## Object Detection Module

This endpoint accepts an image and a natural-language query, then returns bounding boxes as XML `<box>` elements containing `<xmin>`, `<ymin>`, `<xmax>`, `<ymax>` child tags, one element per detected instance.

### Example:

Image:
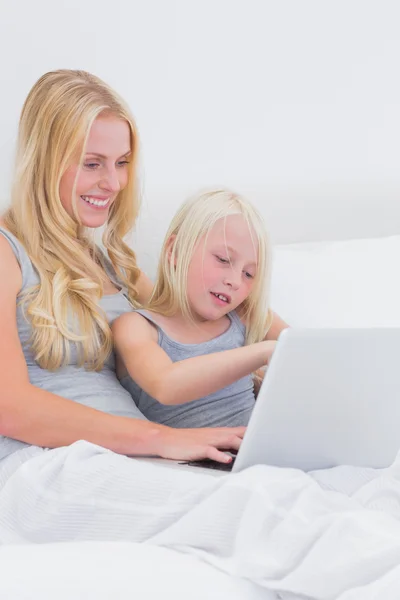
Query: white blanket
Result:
<box><xmin>1</xmin><ymin>440</ymin><xmax>400</xmax><ymax>599</ymax></box>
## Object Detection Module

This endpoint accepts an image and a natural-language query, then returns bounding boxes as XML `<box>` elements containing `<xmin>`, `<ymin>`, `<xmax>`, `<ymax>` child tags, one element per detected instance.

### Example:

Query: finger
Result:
<box><xmin>213</xmin><ymin>435</ymin><xmax>242</xmax><ymax>452</ymax></box>
<box><xmin>205</xmin><ymin>446</ymin><xmax>233</xmax><ymax>464</ymax></box>
<box><xmin>219</xmin><ymin>434</ymin><xmax>242</xmax><ymax>451</ymax></box>
<box><xmin>232</xmin><ymin>426</ymin><xmax>246</xmax><ymax>438</ymax></box>
<box><xmin>214</xmin><ymin>426</ymin><xmax>246</xmax><ymax>439</ymax></box>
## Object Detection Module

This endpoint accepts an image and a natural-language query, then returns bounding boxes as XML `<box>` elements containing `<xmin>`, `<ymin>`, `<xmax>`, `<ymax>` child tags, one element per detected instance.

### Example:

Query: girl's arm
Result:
<box><xmin>236</xmin><ymin>304</ymin><xmax>289</xmax><ymax>341</ymax></box>
<box><xmin>254</xmin><ymin>312</ymin><xmax>289</xmax><ymax>394</ymax></box>
<box><xmin>0</xmin><ymin>235</ymin><xmax>244</xmax><ymax>464</ymax></box>
<box><xmin>265</xmin><ymin>311</ymin><xmax>289</xmax><ymax>340</ymax></box>
<box><xmin>112</xmin><ymin>312</ymin><xmax>276</xmax><ymax>406</ymax></box>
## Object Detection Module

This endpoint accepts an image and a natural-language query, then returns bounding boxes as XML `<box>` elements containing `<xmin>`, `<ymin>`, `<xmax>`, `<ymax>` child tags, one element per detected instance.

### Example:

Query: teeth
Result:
<box><xmin>81</xmin><ymin>196</ymin><xmax>109</xmax><ymax>207</ymax></box>
<box><xmin>213</xmin><ymin>293</ymin><xmax>228</xmax><ymax>302</ymax></box>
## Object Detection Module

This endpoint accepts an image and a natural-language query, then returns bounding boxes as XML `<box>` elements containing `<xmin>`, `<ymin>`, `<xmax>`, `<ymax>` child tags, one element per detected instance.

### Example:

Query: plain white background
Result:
<box><xmin>1</xmin><ymin>0</ymin><xmax>400</xmax><ymax>276</ymax></box>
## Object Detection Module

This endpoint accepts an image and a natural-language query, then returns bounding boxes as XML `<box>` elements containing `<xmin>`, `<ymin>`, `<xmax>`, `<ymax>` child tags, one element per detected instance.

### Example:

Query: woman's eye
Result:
<box><xmin>84</xmin><ymin>163</ymin><xmax>100</xmax><ymax>169</ymax></box>
<box><xmin>117</xmin><ymin>160</ymin><xmax>130</xmax><ymax>167</ymax></box>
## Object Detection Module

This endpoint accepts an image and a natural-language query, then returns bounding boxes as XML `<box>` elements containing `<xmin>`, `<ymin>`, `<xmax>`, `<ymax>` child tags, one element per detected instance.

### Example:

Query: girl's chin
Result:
<box><xmin>191</xmin><ymin>308</ymin><xmax>227</xmax><ymax>323</ymax></box>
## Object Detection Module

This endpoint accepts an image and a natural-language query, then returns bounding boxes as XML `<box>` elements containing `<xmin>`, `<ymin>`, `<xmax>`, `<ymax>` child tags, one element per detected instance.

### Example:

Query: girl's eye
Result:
<box><xmin>215</xmin><ymin>255</ymin><xmax>229</xmax><ymax>264</ymax></box>
<box><xmin>117</xmin><ymin>160</ymin><xmax>130</xmax><ymax>167</ymax></box>
<box><xmin>84</xmin><ymin>163</ymin><xmax>100</xmax><ymax>169</ymax></box>
<box><xmin>244</xmin><ymin>271</ymin><xmax>254</xmax><ymax>279</ymax></box>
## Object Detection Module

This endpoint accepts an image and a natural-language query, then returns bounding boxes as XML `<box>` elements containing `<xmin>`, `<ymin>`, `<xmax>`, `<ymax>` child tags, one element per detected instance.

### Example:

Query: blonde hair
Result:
<box><xmin>4</xmin><ymin>69</ymin><xmax>141</xmax><ymax>371</ymax></box>
<box><xmin>148</xmin><ymin>189</ymin><xmax>272</xmax><ymax>344</ymax></box>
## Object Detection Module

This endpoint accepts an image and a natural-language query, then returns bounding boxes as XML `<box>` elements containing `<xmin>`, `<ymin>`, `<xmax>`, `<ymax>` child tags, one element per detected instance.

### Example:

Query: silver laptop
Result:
<box><xmin>185</xmin><ymin>328</ymin><xmax>400</xmax><ymax>473</ymax></box>
<box><xmin>233</xmin><ymin>327</ymin><xmax>400</xmax><ymax>472</ymax></box>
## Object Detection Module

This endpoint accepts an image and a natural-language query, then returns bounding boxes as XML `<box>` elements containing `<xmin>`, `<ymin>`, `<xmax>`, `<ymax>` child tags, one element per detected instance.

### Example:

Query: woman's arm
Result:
<box><xmin>135</xmin><ymin>270</ymin><xmax>154</xmax><ymax>305</ymax></box>
<box><xmin>0</xmin><ymin>236</ymin><xmax>244</xmax><ymax>463</ymax></box>
<box><xmin>0</xmin><ymin>236</ymin><xmax>161</xmax><ymax>454</ymax></box>
<box><xmin>112</xmin><ymin>312</ymin><xmax>276</xmax><ymax>406</ymax></box>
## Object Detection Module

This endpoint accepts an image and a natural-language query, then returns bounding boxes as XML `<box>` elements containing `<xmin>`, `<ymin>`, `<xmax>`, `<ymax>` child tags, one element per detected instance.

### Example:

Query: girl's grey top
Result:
<box><xmin>120</xmin><ymin>309</ymin><xmax>255</xmax><ymax>428</ymax></box>
<box><xmin>0</xmin><ymin>227</ymin><xmax>146</xmax><ymax>462</ymax></box>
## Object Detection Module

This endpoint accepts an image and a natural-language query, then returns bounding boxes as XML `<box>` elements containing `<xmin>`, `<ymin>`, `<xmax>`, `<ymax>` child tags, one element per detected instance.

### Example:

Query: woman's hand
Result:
<box><xmin>156</xmin><ymin>426</ymin><xmax>246</xmax><ymax>463</ymax></box>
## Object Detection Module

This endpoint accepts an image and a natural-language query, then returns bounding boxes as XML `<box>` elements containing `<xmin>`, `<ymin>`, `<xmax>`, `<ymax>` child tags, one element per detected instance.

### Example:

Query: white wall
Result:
<box><xmin>1</xmin><ymin>0</ymin><xmax>400</xmax><ymax>276</ymax></box>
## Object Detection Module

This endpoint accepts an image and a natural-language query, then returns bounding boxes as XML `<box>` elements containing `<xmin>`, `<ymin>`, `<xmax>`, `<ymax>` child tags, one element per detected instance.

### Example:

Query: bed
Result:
<box><xmin>2</xmin><ymin>190</ymin><xmax>400</xmax><ymax>600</ymax></box>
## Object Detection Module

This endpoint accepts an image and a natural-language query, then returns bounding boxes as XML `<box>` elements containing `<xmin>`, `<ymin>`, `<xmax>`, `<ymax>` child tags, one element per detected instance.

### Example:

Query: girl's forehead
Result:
<box><xmin>207</xmin><ymin>214</ymin><xmax>256</xmax><ymax>242</ymax></box>
<box><xmin>200</xmin><ymin>214</ymin><xmax>259</xmax><ymax>261</ymax></box>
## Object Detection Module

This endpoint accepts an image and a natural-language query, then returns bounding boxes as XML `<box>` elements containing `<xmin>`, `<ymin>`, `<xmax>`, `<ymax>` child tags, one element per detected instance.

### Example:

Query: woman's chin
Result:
<box><xmin>80</xmin><ymin>215</ymin><xmax>109</xmax><ymax>229</ymax></box>
<box><xmin>78</xmin><ymin>206</ymin><xmax>111</xmax><ymax>228</ymax></box>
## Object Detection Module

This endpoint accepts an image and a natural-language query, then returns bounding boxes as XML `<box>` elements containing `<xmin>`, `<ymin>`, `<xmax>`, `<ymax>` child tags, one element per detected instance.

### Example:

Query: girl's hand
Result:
<box><xmin>263</xmin><ymin>340</ymin><xmax>277</xmax><ymax>365</ymax></box>
<box><xmin>156</xmin><ymin>426</ymin><xmax>246</xmax><ymax>464</ymax></box>
<box><xmin>253</xmin><ymin>368</ymin><xmax>265</xmax><ymax>398</ymax></box>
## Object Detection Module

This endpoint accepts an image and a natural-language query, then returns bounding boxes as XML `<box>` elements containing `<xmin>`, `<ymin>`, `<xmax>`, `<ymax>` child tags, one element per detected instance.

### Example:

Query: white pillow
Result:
<box><xmin>271</xmin><ymin>235</ymin><xmax>400</xmax><ymax>329</ymax></box>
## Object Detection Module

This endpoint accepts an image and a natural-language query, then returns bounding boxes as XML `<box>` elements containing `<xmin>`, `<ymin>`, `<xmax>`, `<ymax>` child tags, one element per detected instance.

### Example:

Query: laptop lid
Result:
<box><xmin>233</xmin><ymin>328</ymin><xmax>400</xmax><ymax>472</ymax></box>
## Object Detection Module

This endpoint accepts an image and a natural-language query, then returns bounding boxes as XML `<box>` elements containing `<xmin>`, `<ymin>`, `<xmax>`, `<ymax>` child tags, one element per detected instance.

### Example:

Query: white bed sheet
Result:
<box><xmin>0</xmin><ymin>541</ymin><xmax>270</xmax><ymax>600</ymax></box>
<box><xmin>2</xmin><ymin>441</ymin><xmax>400</xmax><ymax>599</ymax></box>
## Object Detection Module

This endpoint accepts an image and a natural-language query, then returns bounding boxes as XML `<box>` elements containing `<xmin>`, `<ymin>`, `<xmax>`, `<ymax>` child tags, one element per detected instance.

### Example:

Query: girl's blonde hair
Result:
<box><xmin>148</xmin><ymin>189</ymin><xmax>272</xmax><ymax>344</ymax></box>
<box><xmin>4</xmin><ymin>69</ymin><xmax>141</xmax><ymax>371</ymax></box>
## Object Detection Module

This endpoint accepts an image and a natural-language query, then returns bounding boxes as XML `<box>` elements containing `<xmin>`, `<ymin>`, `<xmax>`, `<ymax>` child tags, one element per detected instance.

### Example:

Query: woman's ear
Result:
<box><xmin>166</xmin><ymin>234</ymin><xmax>177</xmax><ymax>265</ymax></box>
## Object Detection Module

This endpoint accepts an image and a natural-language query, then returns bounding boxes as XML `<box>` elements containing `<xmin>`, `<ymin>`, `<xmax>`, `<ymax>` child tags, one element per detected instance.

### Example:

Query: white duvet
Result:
<box><xmin>1</xmin><ymin>440</ymin><xmax>400</xmax><ymax>599</ymax></box>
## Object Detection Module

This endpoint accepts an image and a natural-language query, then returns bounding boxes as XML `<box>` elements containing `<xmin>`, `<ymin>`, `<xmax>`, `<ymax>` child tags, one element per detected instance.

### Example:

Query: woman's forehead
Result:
<box><xmin>85</xmin><ymin>116</ymin><xmax>131</xmax><ymax>157</ymax></box>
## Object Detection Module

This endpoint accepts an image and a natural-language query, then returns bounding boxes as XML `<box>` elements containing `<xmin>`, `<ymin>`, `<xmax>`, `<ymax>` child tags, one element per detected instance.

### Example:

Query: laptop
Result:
<box><xmin>183</xmin><ymin>328</ymin><xmax>400</xmax><ymax>473</ymax></box>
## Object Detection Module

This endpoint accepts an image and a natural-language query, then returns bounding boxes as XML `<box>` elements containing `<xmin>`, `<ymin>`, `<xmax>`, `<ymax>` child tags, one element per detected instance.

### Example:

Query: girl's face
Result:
<box><xmin>59</xmin><ymin>115</ymin><xmax>131</xmax><ymax>228</ymax></box>
<box><xmin>186</xmin><ymin>214</ymin><xmax>258</xmax><ymax>322</ymax></box>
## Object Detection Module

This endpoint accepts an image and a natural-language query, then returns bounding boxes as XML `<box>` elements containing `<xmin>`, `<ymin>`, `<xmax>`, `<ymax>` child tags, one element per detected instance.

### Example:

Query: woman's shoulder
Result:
<box><xmin>0</xmin><ymin>221</ymin><xmax>39</xmax><ymax>290</ymax></box>
<box><xmin>0</xmin><ymin>221</ymin><xmax>22</xmax><ymax>266</ymax></box>
<box><xmin>0</xmin><ymin>222</ymin><xmax>24</xmax><ymax>300</ymax></box>
<box><xmin>0</xmin><ymin>220</ymin><xmax>25</xmax><ymax>255</ymax></box>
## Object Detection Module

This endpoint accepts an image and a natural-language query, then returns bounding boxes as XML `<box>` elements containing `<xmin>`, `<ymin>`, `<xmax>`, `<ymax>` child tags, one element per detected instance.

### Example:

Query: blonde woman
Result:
<box><xmin>0</xmin><ymin>70</ymin><xmax>248</xmax><ymax>471</ymax></box>
<box><xmin>0</xmin><ymin>70</ymin><xmax>288</xmax><ymax>544</ymax></box>
<box><xmin>114</xmin><ymin>189</ymin><xmax>278</xmax><ymax>433</ymax></box>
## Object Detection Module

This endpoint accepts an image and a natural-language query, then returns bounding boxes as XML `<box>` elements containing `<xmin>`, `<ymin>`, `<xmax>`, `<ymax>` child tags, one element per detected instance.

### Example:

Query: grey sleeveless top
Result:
<box><xmin>120</xmin><ymin>309</ymin><xmax>255</xmax><ymax>428</ymax></box>
<box><xmin>0</xmin><ymin>227</ymin><xmax>146</xmax><ymax>462</ymax></box>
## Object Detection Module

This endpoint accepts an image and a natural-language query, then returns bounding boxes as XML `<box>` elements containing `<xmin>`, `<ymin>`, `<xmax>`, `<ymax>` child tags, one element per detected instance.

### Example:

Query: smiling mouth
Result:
<box><xmin>81</xmin><ymin>196</ymin><xmax>111</xmax><ymax>208</ymax></box>
<box><xmin>211</xmin><ymin>292</ymin><xmax>231</xmax><ymax>304</ymax></box>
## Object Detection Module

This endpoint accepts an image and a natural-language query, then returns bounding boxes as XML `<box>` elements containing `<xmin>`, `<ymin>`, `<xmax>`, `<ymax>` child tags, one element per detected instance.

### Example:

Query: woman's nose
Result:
<box><xmin>99</xmin><ymin>168</ymin><xmax>121</xmax><ymax>194</ymax></box>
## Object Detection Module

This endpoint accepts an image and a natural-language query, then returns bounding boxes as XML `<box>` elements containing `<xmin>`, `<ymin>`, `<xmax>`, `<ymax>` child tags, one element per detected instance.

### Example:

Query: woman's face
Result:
<box><xmin>59</xmin><ymin>115</ymin><xmax>131</xmax><ymax>228</ymax></box>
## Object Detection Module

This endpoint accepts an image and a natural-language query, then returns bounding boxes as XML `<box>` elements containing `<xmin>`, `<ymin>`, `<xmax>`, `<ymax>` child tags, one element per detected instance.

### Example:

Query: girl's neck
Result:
<box><xmin>148</xmin><ymin>309</ymin><xmax>231</xmax><ymax>345</ymax></box>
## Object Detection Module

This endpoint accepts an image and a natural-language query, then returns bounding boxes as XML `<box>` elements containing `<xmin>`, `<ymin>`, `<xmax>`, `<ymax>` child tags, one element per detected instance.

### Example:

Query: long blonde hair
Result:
<box><xmin>4</xmin><ymin>69</ymin><xmax>141</xmax><ymax>371</ymax></box>
<box><xmin>148</xmin><ymin>189</ymin><xmax>272</xmax><ymax>344</ymax></box>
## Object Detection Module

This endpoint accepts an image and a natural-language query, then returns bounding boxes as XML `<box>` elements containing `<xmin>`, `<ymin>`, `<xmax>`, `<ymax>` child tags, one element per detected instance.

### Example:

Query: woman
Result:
<box><xmin>0</xmin><ymin>69</ymin><xmax>254</xmax><ymax>468</ymax></box>
<box><xmin>0</xmin><ymin>70</ymin><xmax>288</xmax><ymax>545</ymax></box>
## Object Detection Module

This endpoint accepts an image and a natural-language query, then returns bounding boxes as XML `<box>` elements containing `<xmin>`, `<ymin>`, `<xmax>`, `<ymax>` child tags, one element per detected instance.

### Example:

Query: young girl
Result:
<box><xmin>113</xmin><ymin>189</ymin><xmax>276</xmax><ymax>428</ymax></box>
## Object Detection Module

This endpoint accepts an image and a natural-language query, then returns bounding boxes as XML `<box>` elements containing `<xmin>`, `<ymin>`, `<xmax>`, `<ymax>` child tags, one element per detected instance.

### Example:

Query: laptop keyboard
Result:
<box><xmin>179</xmin><ymin>456</ymin><xmax>236</xmax><ymax>472</ymax></box>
